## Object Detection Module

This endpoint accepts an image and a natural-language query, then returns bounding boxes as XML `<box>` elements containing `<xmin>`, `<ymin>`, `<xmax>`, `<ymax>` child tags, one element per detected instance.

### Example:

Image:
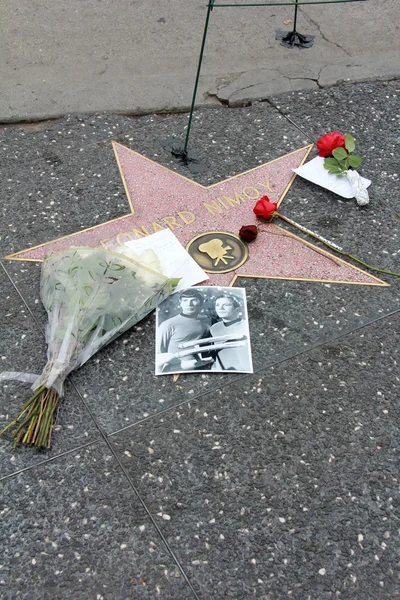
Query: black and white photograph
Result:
<box><xmin>155</xmin><ymin>286</ymin><xmax>253</xmax><ymax>375</ymax></box>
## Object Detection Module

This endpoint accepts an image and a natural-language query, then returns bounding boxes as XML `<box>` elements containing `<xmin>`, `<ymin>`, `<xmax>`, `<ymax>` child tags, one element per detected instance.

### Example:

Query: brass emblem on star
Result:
<box><xmin>186</xmin><ymin>232</ymin><xmax>249</xmax><ymax>274</ymax></box>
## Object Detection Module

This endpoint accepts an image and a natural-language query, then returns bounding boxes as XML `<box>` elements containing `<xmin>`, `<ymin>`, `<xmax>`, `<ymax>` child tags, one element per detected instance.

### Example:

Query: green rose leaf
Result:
<box><xmin>348</xmin><ymin>154</ymin><xmax>362</xmax><ymax>168</ymax></box>
<box><xmin>332</xmin><ymin>147</ymin><xmax>348</xmax><ymax>161</ymax></box>
<box><xmin>324</xmin><ymin>157</ymin><xmax>338</xmax><ymax>168</ymax></box>
<box><xmin>327</xmin><ymin>166</ymin><xmax>343</xmax><ymax>174</ymax></box>
<box><xmin>345</xmin><ymin>133</ymin><xmax>355</xmax><ymax>153</ymax></box>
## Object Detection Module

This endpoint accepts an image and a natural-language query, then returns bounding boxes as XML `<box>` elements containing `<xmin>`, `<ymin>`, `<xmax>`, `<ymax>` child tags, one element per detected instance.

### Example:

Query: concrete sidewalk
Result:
<box><xmin>1</xmin><ymin>0</ymin><xmax>399</xmax><ymax>122</ymax></box>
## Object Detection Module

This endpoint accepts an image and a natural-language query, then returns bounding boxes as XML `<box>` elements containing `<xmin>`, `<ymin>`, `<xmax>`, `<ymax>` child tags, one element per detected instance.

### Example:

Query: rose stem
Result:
<box><xmin>277</xmin><ymin>213</ymin><xmax>400</xmax><ymax>278</ymax></box>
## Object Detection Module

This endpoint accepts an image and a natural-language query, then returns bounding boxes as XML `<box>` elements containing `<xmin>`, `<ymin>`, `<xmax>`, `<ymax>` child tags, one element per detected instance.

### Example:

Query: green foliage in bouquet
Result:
<box><xmin>323</xmin><ymin>133</ymin><xmax>362</xmax><ymax>175</ymax></box>
<box><xmin>1</xmin><ymin>246</ymin><xmax>179</xmax><ymax>448</ymax></box>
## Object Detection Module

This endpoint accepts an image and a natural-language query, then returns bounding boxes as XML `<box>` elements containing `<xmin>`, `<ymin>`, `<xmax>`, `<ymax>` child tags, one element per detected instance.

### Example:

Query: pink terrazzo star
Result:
<box><xmin>5</xmin><ymin>142</ymin><xmax>386</xmax><ymax>287</ymax></box>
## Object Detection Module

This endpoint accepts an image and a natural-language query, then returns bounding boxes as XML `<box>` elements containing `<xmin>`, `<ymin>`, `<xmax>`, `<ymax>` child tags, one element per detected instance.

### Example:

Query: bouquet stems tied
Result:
<box><xmin>1</xmin><ymin>386</ymin><xmax>60</xmax><ymax>448</ymax></box>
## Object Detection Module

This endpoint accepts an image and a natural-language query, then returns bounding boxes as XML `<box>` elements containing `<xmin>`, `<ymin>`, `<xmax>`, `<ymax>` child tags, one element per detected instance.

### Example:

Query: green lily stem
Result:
<box><xmin>38</xmin><ymin>395</ymin><xmax>53</xmax><ymax>448</ymax></box>
<box><xmin>21</xmin><ymin>384</ymin><xmax>46</xmax><ymax>411</ymax></box>
<box><xmin>275</xmin><ymin>213</ymin><xmax>400</xmax><ymax>279</ymax></box>
<box><xmin>0</xmin><ymin>405</ymin><xmax>32</xmax><ymax>435</ymax></box>
<box><xmin>30</xmin><ymin>391</ymin><xmax>47</xmax><ymax>445</ymax></box>
<box><xmin>10</xmin><ymin>401</ymin><xmax>39</xmax><ymax>439</ymax></box>
<box><xmin>1</xmin><ymin>384</ymin><xmax>60</xmax><ymax>448</ymax></box>
<box><xmin>23</xmin><ymin>414</ymin><xmax>38</xmax><ymax>445</ymax></box>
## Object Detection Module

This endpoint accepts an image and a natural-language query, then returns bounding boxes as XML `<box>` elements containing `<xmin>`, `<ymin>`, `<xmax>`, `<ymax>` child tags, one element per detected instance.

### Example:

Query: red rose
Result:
<box><xmin>239</xmin><ymin>225</ymin><xmax>258</xmax><ymax>242</ymax></box>
<box><xmin>316</xmin><ymin>132</ymin><xmax>346</xmax><ymax>157</ymax></box>
<box><xmin>253</xmin><ymin>196</ymin><xmax>278</xmax><ymax>221</ymax></box>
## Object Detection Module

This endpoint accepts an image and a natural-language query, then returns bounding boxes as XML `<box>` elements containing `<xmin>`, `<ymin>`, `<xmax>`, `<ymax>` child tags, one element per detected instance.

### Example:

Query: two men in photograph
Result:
<box><xmin>156</xmin><ymin>287</ymin><xmax>253</xmax><ymax>375</ymax></box>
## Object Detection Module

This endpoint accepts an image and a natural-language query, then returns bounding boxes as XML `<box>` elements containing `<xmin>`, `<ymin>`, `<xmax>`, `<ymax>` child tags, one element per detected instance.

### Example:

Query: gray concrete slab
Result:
<box><xmin>1</xmin><ymin>443</ymin><xmax>197</xmax><ymax>599</ymax></box>
<box><xmin>1</xmin><ymin>0</ymin><xmax>399</xmax><ymax>122</ymax></box>
<box><xmin>111</xmin><ymin>313</ymin><xmax>400</xmax><ymax>599</ymax></box>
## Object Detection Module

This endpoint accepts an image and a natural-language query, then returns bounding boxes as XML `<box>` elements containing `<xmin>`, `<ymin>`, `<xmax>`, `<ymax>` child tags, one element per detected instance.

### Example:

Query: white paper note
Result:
<box><xmin>294</xmin><ymin>156</ymin><xmax>371</xmax><ymax>199</ymax></box>
<box><xmin>125</xmin><ymin>229</ymin><xmax>209</xmax><ymax>291</ymax></box>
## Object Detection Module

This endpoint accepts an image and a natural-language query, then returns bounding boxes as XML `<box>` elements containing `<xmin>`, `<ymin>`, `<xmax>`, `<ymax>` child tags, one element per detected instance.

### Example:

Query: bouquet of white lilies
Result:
<box><xmin>1</xmin><ymin>245</ymin><xmax>179</xmax><ymax>448</ymax></box>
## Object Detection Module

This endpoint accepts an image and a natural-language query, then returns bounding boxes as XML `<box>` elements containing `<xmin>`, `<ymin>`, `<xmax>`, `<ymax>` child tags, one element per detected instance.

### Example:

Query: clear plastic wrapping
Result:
<box><xmin>2</xmin><ymin>244</ymin><xmax>178</xmax><ymax>398</ymax></box>
<box><xmin>32</xmin><ymin>246</ymin><xmax>178</xmax><ymax>395</ymax></box>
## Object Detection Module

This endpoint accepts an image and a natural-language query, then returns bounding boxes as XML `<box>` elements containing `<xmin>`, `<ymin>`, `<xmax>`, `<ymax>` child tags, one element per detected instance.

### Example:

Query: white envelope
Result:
<box><xmin>293</xmin><ymin>156</ymin><xmax>371</xmax><ymax>199</ymax></box>
<box><xmin>125</xmin><ymin>229</ymin><xmax>209</xmax><ymax>291</ymax></box>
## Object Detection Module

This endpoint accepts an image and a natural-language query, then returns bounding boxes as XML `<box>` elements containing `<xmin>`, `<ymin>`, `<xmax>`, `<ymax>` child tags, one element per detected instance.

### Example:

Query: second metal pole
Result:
<box><xmin>183</xmin><ymin>0</ymin><xmax>215</xmax><ymax>156</ymax></box>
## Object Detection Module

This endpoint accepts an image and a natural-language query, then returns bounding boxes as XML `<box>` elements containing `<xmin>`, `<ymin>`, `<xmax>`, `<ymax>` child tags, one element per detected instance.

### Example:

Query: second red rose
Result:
<box><xmin>239</xmin><ymin>225</ymin><xmax>258</xmax><ymax>242</ymax></box>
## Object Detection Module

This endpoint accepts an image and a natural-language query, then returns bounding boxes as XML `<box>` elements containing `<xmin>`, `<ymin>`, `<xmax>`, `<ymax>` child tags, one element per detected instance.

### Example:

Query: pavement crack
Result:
<box><xmin>316</xmin><ymin>65</ymin><xmax>325</xmax><ymax>88</ymax></box>
<box><xmin>300</xmin><ymin>8</ymin><xmax>352</xmax><ymax>57</ymax></box>
<box><xmin>236</xmin><ymin>81</ymin><xmax>273</xmax><ymax>94</ymax></box>
<box><xmin>202</xmin><ymin>90</ymin><xmax>225</xmax><ymax>106</ymax></box>
<box><xmin>281</xmin><ymin>74</ymin><xmax>317</xmax><ymax>83</ymax></box>
<box><xmin>277</xmin><ymin>67</ymin><xmax>323</xmax><ymax>89</ymax></box>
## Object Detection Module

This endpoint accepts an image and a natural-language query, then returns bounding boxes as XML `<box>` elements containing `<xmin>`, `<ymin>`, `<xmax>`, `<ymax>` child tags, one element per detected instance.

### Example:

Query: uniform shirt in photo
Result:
<box><xmin>158</xmin><ymin>313</ymin><xmax>210</xmax><ymax>354</ymax></box>
<box><xmin>210</xmin><ymin>318</ymin><xmax>251</xmax><ymax>371</ymax></box>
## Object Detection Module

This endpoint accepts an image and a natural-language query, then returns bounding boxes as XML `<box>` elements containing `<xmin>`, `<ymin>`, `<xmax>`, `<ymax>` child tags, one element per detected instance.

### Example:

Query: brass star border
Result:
<box><xmin>4</xmin><ymin>142</ymin><xmax>387</xmax><ymax>288</ymax></box>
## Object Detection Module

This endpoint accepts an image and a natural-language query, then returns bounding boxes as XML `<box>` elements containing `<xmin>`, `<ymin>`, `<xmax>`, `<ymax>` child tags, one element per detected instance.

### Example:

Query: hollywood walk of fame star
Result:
<box><xmin>4</xmin><ymin>142</ymin><xmax>387</xmax><ymax>287</ymax></box>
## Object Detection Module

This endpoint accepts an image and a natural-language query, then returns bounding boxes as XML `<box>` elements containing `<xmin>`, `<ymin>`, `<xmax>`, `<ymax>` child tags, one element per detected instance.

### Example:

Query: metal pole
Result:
<box><xmin>293</xmin><ymin>0</ymin><xmax>299</xmax><ymax>32</ymax></box>
<box><xmin>183</xmin><ymin>0</ymin><xmax>215</xmax><ymax>157</ymax></box>
<box><xmin>178</xmin><ymin>0</ymin><xmax>367</xmax><ymax>159</ymax></box>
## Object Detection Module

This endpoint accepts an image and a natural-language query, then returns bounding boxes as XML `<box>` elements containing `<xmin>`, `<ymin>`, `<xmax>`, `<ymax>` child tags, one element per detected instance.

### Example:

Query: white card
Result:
<box><xmin>294</xmin><ymin>156</ymin><xmax>371</xmax><ymax>199</ymax></box>
<box><xmin>125</xmin><ymin>229</ymin><xmax>209</xmax><ymax>291</ymax></box>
